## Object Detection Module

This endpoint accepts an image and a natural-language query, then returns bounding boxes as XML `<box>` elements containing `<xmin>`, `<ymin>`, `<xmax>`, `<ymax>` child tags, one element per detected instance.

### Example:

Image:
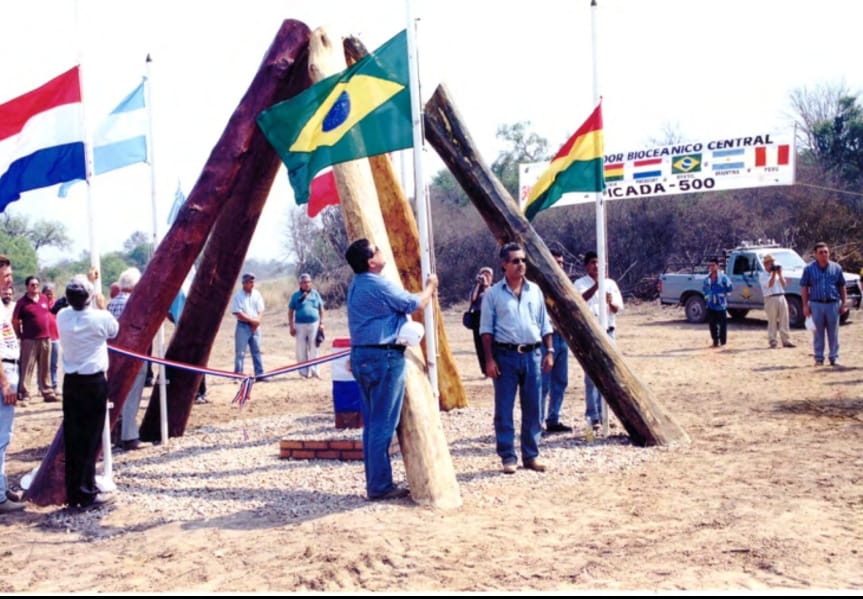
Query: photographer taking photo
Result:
<box><xmin>760</xmin><ymin>254</ymin><xmax>795</xmax><ymax>349</ymax></box>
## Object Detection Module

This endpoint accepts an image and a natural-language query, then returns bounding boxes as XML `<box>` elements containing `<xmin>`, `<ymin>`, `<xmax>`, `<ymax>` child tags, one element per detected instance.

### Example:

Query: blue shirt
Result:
<box><xmin>288</xmin><ymin>288</ymin><xmax>323</xmax><ymax>324</ymax></box>
<box><xmin>800</xmin><ymin>260</ymin><xmax>845</xmax><ymax>301</ymax></box>
<box><xmin>703</xmin><ymin>272</ymin><xmax>732</xmax><ymax>311</ymax></box>
<box><xmin>479</xmin><ymin>278</ymin><xmax>552</xmax><ymax>344</ymax></box>
<box><xmin>346</xmin><ymin>272</ymin><xmax>422</xmax><ymax>345</ymax></box>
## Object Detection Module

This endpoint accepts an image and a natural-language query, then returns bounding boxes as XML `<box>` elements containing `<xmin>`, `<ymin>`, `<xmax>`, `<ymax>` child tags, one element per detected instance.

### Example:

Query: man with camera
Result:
<box><xmin>759</xmin><ymin>254</ymin><xmax>794</xmax><ymax>349</ymax></box>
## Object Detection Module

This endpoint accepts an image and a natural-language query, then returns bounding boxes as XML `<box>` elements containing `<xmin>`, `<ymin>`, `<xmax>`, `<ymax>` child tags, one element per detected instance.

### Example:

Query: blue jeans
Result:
<box><xmin>585</xmin><ymin>329</ymin><xmax>615</xmax><ymax>424</ymax></box>
<box><xmin>0</xmin><ymin>388</ymin><xmax>14</xmax><ymax>500</ymax></box>
<box><xmin>540</xmin><ymin>332</ymin><xmax>568</xmax><ymax>425</ymax></box>
<box><xmin>351</xmin><ymin>346</ymin><xmax>406</xmax><ymax>498</ymax></box>
<box><xmin>809</xmin><ymin>301</ymin><xmax>840</xmax><ymax>362</ymax></box>
<box><xmin>49</xmin><ymin>339</ymin><xmax>59</xmax><ymax>388</ymax></box>
<box><xmin>234</xmin><ymin>322</ymin><xmax>263</xmax><ymax>376</ymax></box>
<box><xmin>492</xmin><ymin>346</ymin><xmax>542</xmax><ymax>465</ymax></box>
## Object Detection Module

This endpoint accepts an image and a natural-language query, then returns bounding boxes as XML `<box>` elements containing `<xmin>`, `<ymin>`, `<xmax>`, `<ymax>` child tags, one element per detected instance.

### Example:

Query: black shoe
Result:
<box><xmin>544</xmin><ymin>422</ymin><xmax>573</xmax><ymax>434</ymax></box>
<box><xmin>369</xmin><ymin>485</ymin><xmax>410</xmax><ymax>501</ymax></box>
<box><xmin>144</xmin><ymin>377</ymin><xmax>154</xmax><ymax>387</ymax></box>
<box><xmin>120</xmin><ymin>439</ymin><xmax>141</xmax><ymax>451</ymax></box>
<box><xmin>5</xmin><ymin>489</ymin><xmax>22</xmax><ymax>502</ymax></box>
<box><xmin>712</xmin><ymin>340</ymin><xmax>719</xmax><ymax>347</ymax></box>
<box><xmin>79</xmin><ymin>493</ymin><xmax>114</xmax><ymax>510</ymax></box>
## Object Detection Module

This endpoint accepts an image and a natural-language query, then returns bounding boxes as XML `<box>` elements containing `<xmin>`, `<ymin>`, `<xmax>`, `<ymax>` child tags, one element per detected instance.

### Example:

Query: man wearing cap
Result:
<box><xmin>344</xmin><ymin>238</ymin><xmax>438</xmax><ymax>501</ymax></box>
<box><xmin>231</xmin><ymin>273</ymin><xmax>265</xmax><ymax>377</ymax></box>
<box><xmin>288</xmin><ymin>274</ymin><xmax>325</xmax><ymax>379</ymax></box>
<box><xmin>0</xmin><ymin>255</ymin><xmax>25</xmax><ymax>512</ymax></box>
<box><xmin>480</xmin><ymin>242</ymin><xmax>554</xmax><ymax>475</ymax></box>
<box><xmin>759</xmin><ymin>254</ymin><xmax>794</xmax><ymax>349</ymax></box>
<box><xmin>57</xmin><ymin>274</ymin><xmax>119</xmax><ymax>509</ymax></box>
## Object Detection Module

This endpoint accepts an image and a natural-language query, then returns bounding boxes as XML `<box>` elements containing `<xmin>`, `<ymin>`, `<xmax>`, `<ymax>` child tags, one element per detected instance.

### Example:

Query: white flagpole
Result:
<box><xmin>405</xmin><ymin>0</ymin><xmax>439</xmax><ymax>396</ymax></box>
<box><xmin>143</xmin><ymin>54</ymin><xmax>170</xmax><ymax>445</ymax></box>
<box><xmin>591</xmin><ymin>0</ymin><xmax>610</xmax><ymax>436</ymax></box>
<box><xmin>73</xmin><ymin>0</ymin><xmax>114</xmax><ymax>491</ymax></box>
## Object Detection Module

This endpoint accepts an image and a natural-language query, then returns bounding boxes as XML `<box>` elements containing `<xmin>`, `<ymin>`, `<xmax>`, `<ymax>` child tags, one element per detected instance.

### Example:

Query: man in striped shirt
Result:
<box><xmin>800</xmin><ymin>242</ymin><xmax>847</xmax><ymax>366</ymax></box>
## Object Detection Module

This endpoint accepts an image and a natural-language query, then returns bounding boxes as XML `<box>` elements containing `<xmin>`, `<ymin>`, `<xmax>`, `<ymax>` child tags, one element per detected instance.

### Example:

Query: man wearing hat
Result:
<box><xmin>759</xmin><ymin>254</ymin><xmax>794</xmax><ymax>349</ymax></box>
<box><xmin>231</xmin><ymin>273</ymin><xmax>265</xmax><ymax>378</ymax></box>
<box><xmin>56</xmin><ymin>274</ymin><xmax>119</xmax><ymax>509</ymax></box>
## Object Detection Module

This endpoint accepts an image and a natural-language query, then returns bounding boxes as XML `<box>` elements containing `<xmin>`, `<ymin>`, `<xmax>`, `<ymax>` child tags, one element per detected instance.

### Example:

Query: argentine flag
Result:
<box><xmin>58</xmin><ymin>80</ymin><xmax>148</xmax><ymax>197</ymax></box>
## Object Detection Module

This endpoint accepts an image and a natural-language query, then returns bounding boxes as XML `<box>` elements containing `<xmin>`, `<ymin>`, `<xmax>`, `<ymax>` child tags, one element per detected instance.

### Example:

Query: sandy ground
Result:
<box><xmin>1</xmin><ymin>300</ymin><xmax>862</xmax><ymax>593</ymax></box>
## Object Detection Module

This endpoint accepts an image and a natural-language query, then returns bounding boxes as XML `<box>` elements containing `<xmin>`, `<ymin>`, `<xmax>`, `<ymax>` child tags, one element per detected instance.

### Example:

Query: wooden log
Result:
<box><xmin>139</xmin><ymin>48</ymin><xmax>313</xmax><ymax>441</ymax></box>
<box><xmin>343</xmin><ymin>36</ymin><xmax>467</xmax><ymax>411</ymax></box>
<box><xmin>24</xmin><ymin>20</ymin><xmax>313</xmax><ymax>506</ymax></box>
<box><xmin>423</xmin><ymin>84</ymin><xmax>690</xmax><ymax>448</ymax></box>
<box><xmin>309</xmin><ymin>27</ymin><xmax>461</xmax><ymax>509</ymax></box>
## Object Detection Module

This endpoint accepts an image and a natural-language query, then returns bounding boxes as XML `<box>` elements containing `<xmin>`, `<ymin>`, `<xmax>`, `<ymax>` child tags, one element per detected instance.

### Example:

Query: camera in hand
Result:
<box><xmin>771</xmin><ymin>264</ymin><xmax>782</xmax><ymax>272</ymax></box>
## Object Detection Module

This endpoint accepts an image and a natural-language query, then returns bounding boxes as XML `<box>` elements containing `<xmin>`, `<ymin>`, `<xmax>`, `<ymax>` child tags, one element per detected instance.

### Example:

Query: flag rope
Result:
<box><xmin>107</xmin><ymin>345</ymin><xmax>351</xmax><ymax>409</ymax></box>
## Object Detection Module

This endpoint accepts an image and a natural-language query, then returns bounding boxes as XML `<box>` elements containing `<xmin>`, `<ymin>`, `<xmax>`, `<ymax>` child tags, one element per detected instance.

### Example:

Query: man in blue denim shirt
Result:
<box><xmin>480</xmin><ymin>242</ymin><xmax>554</xmax><ymax>475</ymax></box>
<box><xmin>702</xmin><ymin>258</ymin><xmax>733</xmax><ymax>347</ymax></box>
<box><xmin>800</xmin><ymin>242</ymin><xmax>847</xmax><ymax>366</ymax></box>
<box><xmin>345</xmin><ymin>239</ymin><xmax>438</xmax><ymax>501</ymax></box>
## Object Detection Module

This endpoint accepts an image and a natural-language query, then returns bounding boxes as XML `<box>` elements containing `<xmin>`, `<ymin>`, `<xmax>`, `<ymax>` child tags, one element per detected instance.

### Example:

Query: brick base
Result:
<box><xmin>279</xmin><ymin>438</ymin><xmax>399</xmax><ymax>461</ymax></box>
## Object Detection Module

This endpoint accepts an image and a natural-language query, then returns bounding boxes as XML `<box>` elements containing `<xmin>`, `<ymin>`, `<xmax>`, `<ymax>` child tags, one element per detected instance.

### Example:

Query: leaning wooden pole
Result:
<box><xmin>310</xmin><ymin>28</ymin><xmax>461</xmax><ymax>508</ymax></box>
<box><xmin>342</xmin><ymin>36</ymin><xmax>466</xmax><ymax>411</ymax></box>
<box><xmin>24</xmin><ymin>20</ymin><xmax>313</xmax><ymax>506</ymax></box>
<box><xmin>424</xmin><ymin>84</ymin><xmax>689</xmax><ymax>447</ymax></box>
<box><xmin>139</xmin><ymin>41</ymin><xmax>314</xmax><ymax>441</ymax></box>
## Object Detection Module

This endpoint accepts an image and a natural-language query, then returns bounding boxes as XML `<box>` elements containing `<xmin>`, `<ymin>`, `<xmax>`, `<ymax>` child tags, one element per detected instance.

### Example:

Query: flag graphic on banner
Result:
<box><xmin>257</xmin><ymin>30</ymin><xmax>412</xmax><ymax>205</ymax></box>
<box><xmin>58</xmin><ymin>80</ymin><xmax>148</xmax><ymax>197</ymax></box>
<box><xmin>711</xmin><ymin>148</ymin><xmax>745</xmax><ymax>171</ymax></box>
<box><xmin>754</xmin><ymin>144</ymin><xmax>790</xmax><ymax>167</ymax></box>
<box><xmin>632</xmin><ymin>158</ymin><xmax>663</xmax><ymax>180</ymax></box>
<box><xmin>523</xmin><ymin>102</ymin><xmax>605</xmax><ymax>221</ymax></box>
<box><xmin>0</xmin><ymin>67</ymin><xmax>85</xmax><ymax>212</ymax></box>
<box><xmin>672</xmin><ymin>153</ymin><xmax>702</xmax><ymax>174</ymax></box>
<box><xmin>603</xmin><ymin>162</ymin><xmax>624</xmax><ymax>182</ymax></box>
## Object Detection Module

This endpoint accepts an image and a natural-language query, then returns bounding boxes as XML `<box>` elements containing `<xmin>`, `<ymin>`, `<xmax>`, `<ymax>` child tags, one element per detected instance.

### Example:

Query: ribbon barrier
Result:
<box><xmin>108</xmin><ymin>344</ymin><xmax>352</xmax><ymax>409</ymax></box>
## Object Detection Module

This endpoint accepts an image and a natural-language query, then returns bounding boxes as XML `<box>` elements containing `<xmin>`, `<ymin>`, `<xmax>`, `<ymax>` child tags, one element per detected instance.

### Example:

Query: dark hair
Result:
<box><xmin>583</xmin><ymin>251</ymin><xmax>598</xmax><ymax>265</ymax></box>
<box><xmin>814</xmin><ymin>241</ymin><xmax>828</xmax><ymax>252</ymax></box>
<box><xmin>25</xmin><ymin>275</ymin><xmax>39</xmax><ymax>286</ymax></box>
<box><xmin>0</xmin><ymin>255</ymin><xmax>9</xmax><ymax>268</ymax></box>
<box><xmin>708</xmin><ymin>257</ymin><xmax>720</xmax><ymax>265</ymax></box>
<box><xmin>345</xmin><ymin>238</ymin><xmax>375</xmax><ymax>274</ymax></box>
<box><xmin>550</xmin><ymin>249</ymin><xmax>564</xmax><ymax>259</ymax></box>
<box><xmin>499</xmin><ymin>242</ymin><xmax>523</xmax><ymax>261</ymax></box>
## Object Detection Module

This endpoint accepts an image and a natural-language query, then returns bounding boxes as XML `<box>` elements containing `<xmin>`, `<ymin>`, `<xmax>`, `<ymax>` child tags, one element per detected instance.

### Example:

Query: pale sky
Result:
<box><xmin>1</xmin><ymin>0</ymin><xmax>860</xmax><ymax>266</ymax></box>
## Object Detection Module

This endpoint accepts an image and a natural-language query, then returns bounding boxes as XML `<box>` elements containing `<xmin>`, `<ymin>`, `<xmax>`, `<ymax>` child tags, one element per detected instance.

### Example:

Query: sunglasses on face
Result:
<box><xmin>509</xmin><ymin>258</ymin><xmax>526</xmax><ymax>265</ymax></box>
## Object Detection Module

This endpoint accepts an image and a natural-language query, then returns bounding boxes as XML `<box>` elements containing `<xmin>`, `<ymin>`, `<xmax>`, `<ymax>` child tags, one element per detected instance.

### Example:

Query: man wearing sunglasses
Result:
<box><xmin>480</xmin><ymin>242</ymin><xmax>554</xmax><ymax>475</ymax></box>
<box><xmin>11</xmin><ymin>276</ymin><xmax>58</xmax><ymax>403</ymax></box>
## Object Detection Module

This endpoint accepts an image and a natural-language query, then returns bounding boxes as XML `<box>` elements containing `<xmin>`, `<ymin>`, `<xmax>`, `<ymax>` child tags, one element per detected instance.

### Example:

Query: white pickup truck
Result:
<box><xmin>658</xmin><ymin>244</ymin><xmax>862</xmax><ymax>327</ymax></box>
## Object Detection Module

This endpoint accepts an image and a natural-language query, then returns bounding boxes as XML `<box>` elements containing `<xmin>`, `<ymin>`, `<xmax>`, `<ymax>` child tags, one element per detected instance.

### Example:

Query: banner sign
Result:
<box><xmin>518</xmin><ymin>132</ymin><xmax>795</xmax><ymax>210</ymax></box>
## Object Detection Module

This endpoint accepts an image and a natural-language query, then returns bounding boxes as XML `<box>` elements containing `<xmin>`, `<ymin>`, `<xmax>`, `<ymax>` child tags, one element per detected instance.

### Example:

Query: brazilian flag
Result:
<box><xmin>257</xmin><ymin>30</ymin><xmax>412</xmax><ymax>205</ymax></box>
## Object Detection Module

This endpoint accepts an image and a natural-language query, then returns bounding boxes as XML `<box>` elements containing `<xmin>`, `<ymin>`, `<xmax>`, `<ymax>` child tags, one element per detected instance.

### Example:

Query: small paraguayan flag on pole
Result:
<box><xmin>58</xmin><ymin>80</ymin><xmax>149</xmax><ymax>197</ymax></box>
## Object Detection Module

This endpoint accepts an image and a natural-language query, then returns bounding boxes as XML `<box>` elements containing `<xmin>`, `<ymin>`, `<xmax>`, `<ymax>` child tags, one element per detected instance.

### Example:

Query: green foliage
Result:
<box><xmin>490</xmin><ymin>121</ymin><xmax>550</xmax><ymax>198</ymax></box>
<box><xmin>0</xmin><ymin>230</ymin><xmax>39</xmax><ymax>287</ymax></box>
<box><xmin>812</xmin><ymin>95</ymin><xmax>863</xmax><ymax>188</ymax></box>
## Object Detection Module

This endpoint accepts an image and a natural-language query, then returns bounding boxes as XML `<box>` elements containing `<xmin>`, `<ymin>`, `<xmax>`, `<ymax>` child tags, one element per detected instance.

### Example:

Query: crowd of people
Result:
<box><xmin>0</xmin><ymin>239</ymin><xmax>853</xmax><ymax>512</ymax></box>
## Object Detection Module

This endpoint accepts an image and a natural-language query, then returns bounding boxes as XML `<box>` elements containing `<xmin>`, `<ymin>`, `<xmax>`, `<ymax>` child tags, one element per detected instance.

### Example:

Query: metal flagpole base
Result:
<box><xmin>96</xmin><ymin>401</ymin><xmax>116</xmax><ymax>492</ymax></box>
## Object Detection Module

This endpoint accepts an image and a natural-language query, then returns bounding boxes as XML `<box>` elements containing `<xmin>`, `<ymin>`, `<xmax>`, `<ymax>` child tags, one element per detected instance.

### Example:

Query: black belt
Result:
<box><xmin>66</xmin><ymin>371</ymin><xmax>105</xmax><ymax>378</ymax></box>
<box><xmin>494</xmin><ymin>342</ymin><xmax>541</xmax><ymax>354</ymax></box>
<box><xmin>766</xmin><ymin>293</ymin><xmax>785</xmax><ymax>297</ymax></box>
<box><xmin>811</xmin><ymin>298</ymin><xmax>837</xmax><ymax>303</ymax></box>
<box><xmin>353</xmin><ymin>344</ymin><xmax>406</xmax><ymax>352</ymax></box>
<box><xmin>1</xmin><ymin>358</ymin><xmax>17</xmax><ymax>365</ymax></box>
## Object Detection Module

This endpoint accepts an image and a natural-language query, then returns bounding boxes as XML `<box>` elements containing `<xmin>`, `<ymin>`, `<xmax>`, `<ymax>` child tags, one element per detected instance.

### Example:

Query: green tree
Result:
<box><xmin>490</xmin><ymin>121</ymin><xmax>550</xmax><ymax>198</ymax></box>
<box><xmin>812</xmin><ymin>95</ymin><xmax>863</xmax><ymax>188</ymax></box>
<box><xmin>0</xmin><ymin>212</ymin><xmax>72</xmax><ymax>253</ymax></box>
<box><xmin>0</xmin><ymin>230</ymin><xmax>39</xmax><ymax>286</ymax></box>
<box><xmin>122</xmin><ymin>230</ymin><xmax>153</xmax><ymax>270</ymax></box>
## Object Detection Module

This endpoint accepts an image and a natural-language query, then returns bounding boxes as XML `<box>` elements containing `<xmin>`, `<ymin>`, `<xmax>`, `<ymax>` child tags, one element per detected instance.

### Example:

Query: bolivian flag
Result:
<box><xmin>257</xmin><ymin>30</ymin><xmax>412</xmax><ymax>205</ymax></box>
<box><xmin>523</xmin><ymin>102</ymin><xmax>605</xmax><ymax>221</ymax></box>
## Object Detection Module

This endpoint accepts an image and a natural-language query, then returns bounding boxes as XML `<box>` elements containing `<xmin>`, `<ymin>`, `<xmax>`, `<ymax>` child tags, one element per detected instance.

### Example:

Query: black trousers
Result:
<box><xmin>62</xmin><ymin>372</ymin><xmax>108</xmax><ymax>507</ymax></box>
<box><xmin>707</xmin><ymin>309</ymin><xmax>728</xmax><ymax>345</ymax></box>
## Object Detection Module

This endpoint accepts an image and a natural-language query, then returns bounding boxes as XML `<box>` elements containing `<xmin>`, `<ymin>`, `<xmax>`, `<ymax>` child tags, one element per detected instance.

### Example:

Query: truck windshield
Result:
<box><xmin>767</xmin><ymin>250</ymin><xmax>806</xmax><ymax>270</ymax></box>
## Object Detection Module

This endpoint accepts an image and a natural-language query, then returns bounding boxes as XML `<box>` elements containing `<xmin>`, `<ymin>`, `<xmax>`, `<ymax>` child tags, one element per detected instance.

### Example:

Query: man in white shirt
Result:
<box><xmin>57</xmin><ymin>275</ymin><xmax>119</xmax><ymax>509</ymax></box>
<box><xmin>231</xmin><ymin>273</ymin><xmax>265</xmax><ymax>377</ymax></box>
<box><xmin>574</xmin><ymin>251</ymin><xmax>624</xmax><ymax>436</ymax></box>
<box><xmin>0</xmin><ymin>256</ymin><xmax>24</xmax><ymax>512</ymax></box>
<box><xmin>759</xmin><ymin>254</ymin><xmax>794</xmax><ymax>349</ymax></box>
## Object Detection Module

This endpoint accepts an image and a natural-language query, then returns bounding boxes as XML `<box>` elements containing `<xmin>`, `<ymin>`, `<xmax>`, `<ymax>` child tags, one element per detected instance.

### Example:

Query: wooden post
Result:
<box><xmin>310</xmin><ymin>27</ymin><xmax>461</xmax><ymax>508</ymax></box>
<box><xmin>343</xmin><ymin>36</ymin><xmax>467</xmax><ymax>411</ymax></box>
<box><xmin>24</xmin><ymin>20</ymin><xmax>313</xmax><ymax>506</ymax></box>
<box><xmin>424</xmin><ymin>84</ymin><xmax>690</xmax><ymax>447</ymax></box>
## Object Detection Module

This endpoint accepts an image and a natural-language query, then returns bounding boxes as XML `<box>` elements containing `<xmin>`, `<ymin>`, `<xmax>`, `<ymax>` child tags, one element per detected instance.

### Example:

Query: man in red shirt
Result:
<box><xmin>11</xmin><ymin>276</ymin><xmax>57</xmax><ymax>403</ymax></box>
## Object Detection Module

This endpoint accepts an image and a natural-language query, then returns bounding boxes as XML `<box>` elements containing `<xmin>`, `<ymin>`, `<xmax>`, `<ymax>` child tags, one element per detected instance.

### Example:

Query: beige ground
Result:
<box><xmin>1</xmin><ymin>300</ymin><xmax>862</xmax><ymax>592</ymax></box>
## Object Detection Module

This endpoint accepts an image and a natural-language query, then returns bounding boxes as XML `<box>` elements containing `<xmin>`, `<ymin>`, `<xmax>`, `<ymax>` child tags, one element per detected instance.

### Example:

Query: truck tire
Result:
<box><xmin>728</xmin><ymin>308</ymin><xmax>749</xmax><ymax>320</ymax></box>
<box><xmin>684</xmin><ymin>295</ymin><xmax>707</xmax><ymax>324</ymax></box>
<box><xmin>787</xmin><ymin>296</ymin><xmax>804</xmax><ymax>328</ymax></box>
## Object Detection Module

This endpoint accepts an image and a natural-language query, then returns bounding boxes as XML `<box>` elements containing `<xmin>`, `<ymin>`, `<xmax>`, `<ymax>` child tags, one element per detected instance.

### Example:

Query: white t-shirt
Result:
<box><xmin>759</xmin><ymin>272</ymin><xmax>785</xmax><ymax>296</ymax></box>
<box><xmin>574</xmin><ymin>275</ymin><xmax>624</xmax><ymax>329</ymax></box>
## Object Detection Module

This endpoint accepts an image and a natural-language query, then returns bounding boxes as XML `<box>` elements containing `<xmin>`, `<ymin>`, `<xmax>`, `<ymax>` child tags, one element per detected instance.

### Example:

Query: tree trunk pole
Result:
<box><xmin>424</xmin><ymin>84</ymin><xmax>690</xmax><ymax>447</ymax></box>
<box><xmin>24</xmin><ymin>20</ymin><xmax>313</xmax><ymax>506</ymax></box>
<box><xmin>310</xmin><ymin>28</ymin><xmax>461</xmax><ymax>509</ymax></box>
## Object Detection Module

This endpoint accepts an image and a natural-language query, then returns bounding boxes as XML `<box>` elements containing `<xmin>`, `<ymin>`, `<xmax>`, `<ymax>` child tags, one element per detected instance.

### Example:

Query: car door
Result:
<box><xmin>727</xmin><ymin>252</ymin><xmax>764</xmax><ymax>308</ymax></box>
